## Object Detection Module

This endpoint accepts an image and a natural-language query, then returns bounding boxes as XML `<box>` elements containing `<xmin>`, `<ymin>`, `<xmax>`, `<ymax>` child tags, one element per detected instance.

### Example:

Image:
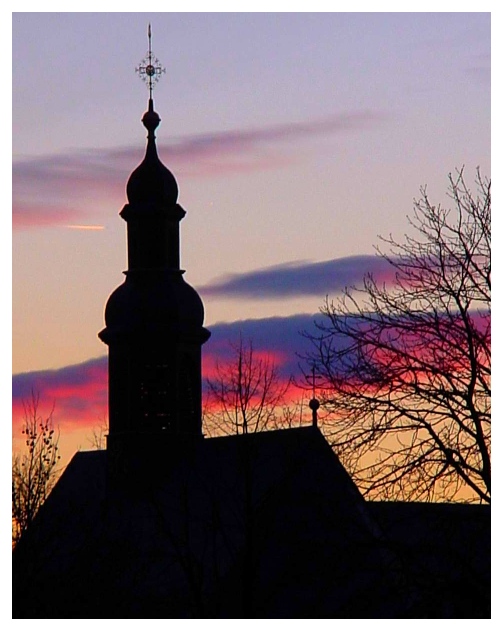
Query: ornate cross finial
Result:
<box><xmin>135</xmin><ymin>23</ymin><xmax>166</xmax><ymax>99</ymax></box>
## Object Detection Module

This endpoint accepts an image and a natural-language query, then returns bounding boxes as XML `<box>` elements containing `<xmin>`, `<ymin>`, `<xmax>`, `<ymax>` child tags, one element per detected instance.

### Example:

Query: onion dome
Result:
<box><xmin>103</xmin><ymin>272</ymin><xmax>207</xmax><ymax>338</ymax></box>
<box><xmin>126</xmin><ymin>99</ymin><xmax>179</xmax><ymax>206</ymax></box>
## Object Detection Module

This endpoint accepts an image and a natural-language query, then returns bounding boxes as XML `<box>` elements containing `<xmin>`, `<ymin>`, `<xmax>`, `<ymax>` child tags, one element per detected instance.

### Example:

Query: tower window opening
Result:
<box><xmin>140</xmin><ymin>361</ymin><xmax>175</xmax><ymax>429</ymax></box>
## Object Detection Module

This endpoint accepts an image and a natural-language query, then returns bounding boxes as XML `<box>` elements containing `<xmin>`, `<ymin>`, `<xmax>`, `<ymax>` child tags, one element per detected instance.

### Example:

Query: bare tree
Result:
<box><xmin>87</xmin><ymin>416</ymin><xmax>109</xmax><ymax>450</ymax></box>
<box><xmin>305</xmin><ymin>169</ymin><xmax>490</xmax><ymax>503</ymax></box>
<box><xmin>203</xmin><ymin>337</ymin><xmax>300</xmax><ymax>436</ymax></box>
<box><xmin>12</xmin><ymin>392</ymin><xmax>61</xmax><ymax>546</ymax></box>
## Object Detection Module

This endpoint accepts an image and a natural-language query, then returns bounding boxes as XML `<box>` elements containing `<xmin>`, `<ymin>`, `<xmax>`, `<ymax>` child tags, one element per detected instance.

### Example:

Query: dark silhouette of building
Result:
<box><xmin>12</xmin><ymin>88</ymin><xmax>489</xmax><ymax>620</ymax></box>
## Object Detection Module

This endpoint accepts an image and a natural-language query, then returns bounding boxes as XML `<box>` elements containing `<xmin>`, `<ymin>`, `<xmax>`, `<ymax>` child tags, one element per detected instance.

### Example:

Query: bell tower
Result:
<box><xmin>99</xmin><ymin>27</ymin><xmax>210</xmax><ymax>452</ymax></box>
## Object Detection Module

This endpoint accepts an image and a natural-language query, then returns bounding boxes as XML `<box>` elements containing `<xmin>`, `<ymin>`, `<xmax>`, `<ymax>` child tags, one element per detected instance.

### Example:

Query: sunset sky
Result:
<box><xmin>12</xmin><ymin>11</ymin><xmax>491</xmax><ymax>465</ymax></box>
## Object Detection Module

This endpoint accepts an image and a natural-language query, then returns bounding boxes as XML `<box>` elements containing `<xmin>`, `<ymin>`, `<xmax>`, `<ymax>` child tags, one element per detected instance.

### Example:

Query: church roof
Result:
<box><xmin>13</xmin><ymin>426</ymin><xmax>419</xmax><ymax>618</ymax></box>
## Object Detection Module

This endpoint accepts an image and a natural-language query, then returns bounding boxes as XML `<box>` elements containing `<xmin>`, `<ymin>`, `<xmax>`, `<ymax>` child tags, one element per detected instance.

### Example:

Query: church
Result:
<box><xmin>12</xmin><ymin>35</ymin><xmax>490</xmax><ymax>619</ymax></box>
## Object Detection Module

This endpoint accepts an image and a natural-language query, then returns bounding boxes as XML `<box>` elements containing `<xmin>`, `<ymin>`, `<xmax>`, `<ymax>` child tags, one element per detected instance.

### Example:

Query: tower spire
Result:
<box><xmin>99</xmin><ymin>28</ymin><xmax>210</xmax><ymax>455</ymax></box>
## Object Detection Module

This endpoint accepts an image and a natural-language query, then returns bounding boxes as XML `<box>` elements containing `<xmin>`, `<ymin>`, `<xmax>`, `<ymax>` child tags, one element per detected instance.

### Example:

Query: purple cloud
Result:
<box><xmin>13</xmin><ymin>111</ymin><xmax>386</xmax><ymax>229</ymax></box>
<box><xmin>204</xmin><ymin>314</ymin><xmax>320</xmax><ymax>380</ymax></box>
<box><xmin>200</xmin><ymin>255</ymin><xmax>397</xmax><ymax>300</ymax></box>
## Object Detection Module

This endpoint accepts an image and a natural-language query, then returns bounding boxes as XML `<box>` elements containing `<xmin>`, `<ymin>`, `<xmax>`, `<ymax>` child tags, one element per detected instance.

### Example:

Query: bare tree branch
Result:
<box><xmin>203</xmin><ymin>337</ymin><xmax>303</xmax><ymax>436</ymax></box>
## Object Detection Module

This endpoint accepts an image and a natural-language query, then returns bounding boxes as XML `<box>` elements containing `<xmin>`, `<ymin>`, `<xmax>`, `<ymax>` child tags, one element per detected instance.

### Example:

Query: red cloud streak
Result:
<box><xmin>14</xmin><ymin>309</ymin><xmax>488</xmax><ymax>454</ymax></box>
<box><xmin>12</xmin><ymin>348</ymin><xmax>300</xmax><ymax>440</ymax></box>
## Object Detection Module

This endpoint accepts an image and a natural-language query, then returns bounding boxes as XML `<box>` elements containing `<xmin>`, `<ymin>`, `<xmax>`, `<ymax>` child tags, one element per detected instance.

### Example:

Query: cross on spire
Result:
<box><xmin>135</xmin><ymin>23</ymin><xmax>166</xmax><ymax>99</ymax></box>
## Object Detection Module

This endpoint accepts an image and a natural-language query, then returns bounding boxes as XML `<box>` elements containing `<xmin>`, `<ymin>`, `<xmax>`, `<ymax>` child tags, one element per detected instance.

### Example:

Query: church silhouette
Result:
<box><xmin>12</xmin><ymin>40</ymin><xmax>490</xmax><ymax>618</ymax></box>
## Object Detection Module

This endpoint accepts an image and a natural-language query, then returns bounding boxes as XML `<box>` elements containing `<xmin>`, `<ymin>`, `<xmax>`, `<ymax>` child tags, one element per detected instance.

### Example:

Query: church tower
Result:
<box><xmin>99</xmin><ymin>28</ymin><xmax>210</xmax><ymax>452</ymax></box>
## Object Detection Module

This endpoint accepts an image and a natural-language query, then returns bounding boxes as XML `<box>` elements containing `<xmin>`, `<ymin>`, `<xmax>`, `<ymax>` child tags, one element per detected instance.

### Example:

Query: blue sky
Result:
<box><xmin>10</xmin><ymin>9</ymin><xmax>492</xmax><ymax>464</ymax></box>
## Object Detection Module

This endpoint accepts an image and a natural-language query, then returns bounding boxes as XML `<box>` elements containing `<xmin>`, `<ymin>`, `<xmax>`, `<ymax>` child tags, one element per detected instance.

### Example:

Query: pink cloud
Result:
<box><xmin>13</xmin><ymin>110</ymin><xmax>386</xmax><ymax>229</ymax></box>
